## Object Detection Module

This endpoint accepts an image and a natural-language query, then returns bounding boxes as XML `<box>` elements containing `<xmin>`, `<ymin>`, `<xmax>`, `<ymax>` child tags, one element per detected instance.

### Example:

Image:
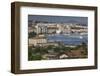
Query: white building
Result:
<box><xmin>29</xmin><ymin>37</ymin><xmax>47</xmax><ymax>46</ymax></box>
<box><xmin>29</xmin><ymin>22</ymin><xmax>87</xmax><ymax>35</ymax></box>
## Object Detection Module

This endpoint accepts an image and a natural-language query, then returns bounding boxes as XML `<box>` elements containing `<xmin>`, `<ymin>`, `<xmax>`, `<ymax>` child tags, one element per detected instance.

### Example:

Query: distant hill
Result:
<box><xmin>28</xmin><ymin>20</ymin><xmax>87</xmax><ymax>27</ymax></box>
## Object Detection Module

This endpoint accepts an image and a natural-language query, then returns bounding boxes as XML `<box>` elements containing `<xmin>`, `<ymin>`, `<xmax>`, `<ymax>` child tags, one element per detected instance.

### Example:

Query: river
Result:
<box><xmin>47</xmin><ymin>34</ymin><xmax>88</xmax><ymax>45</ymax></box>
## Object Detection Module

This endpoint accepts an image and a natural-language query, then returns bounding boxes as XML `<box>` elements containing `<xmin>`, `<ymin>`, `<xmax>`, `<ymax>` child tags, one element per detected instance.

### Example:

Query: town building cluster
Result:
<box><xmin>28</xmin><ymin>21</ymin><xmax>87</xmax><ymax>47</ymax></box>
<box><xmin>29</xmin><ymin>22</ymin><xmax>87</xmax><ymax>34</ymax></box>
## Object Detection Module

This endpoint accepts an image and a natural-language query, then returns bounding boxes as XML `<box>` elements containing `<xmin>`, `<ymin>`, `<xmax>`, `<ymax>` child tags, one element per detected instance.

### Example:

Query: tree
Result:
<box><xmin>81</xmin><ymin>42</ymin><xmax>88</xmax><ymax>55</ymax></box>
<box><xmin>28</xmin><ymin>31</ymin><xmax>36</xmax><ymax>38</ymax></box>
<box><xmin>47</xmin><ymin>45</ymin><xmax>54</xmax><ymax>50</ymax></box>
<box><xmin>53</xmin><ymin>46</ymin><xmax>62</xmax><ymax>53</ymax></box>
<box><xmin>81</xmin><ymin>42</ymin><xmax>87</xmax><ymax>50</ymax></box>
<box><xmin>28</xmin><ymin>46</ymin><xmax>43</xmax><ymax>60</ymax></box>
<box><xmin>28</xmin><ymin>47</ymin><xmax>34</xmax><ymax>60</ymax></box>
<box><xmin>30</xmin><ymin>54</ymin><xmax>42</xmax><ymax>60</ymax></box>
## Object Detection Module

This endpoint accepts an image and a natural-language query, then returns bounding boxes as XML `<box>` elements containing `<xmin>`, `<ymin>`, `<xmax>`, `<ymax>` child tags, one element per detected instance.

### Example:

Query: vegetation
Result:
<box><xmin>28</xmin><ymin>31</ymin><xmax>37</xmax><ymax>38</ymax></box>
<box><xmin>28</xmin><ymin>42</ymin><xmax>88</xmax><ymax>60</ymax></box>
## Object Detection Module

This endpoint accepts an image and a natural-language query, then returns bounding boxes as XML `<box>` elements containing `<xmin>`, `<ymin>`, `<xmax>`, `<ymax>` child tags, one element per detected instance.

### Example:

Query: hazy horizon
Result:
<box><xmin>28</xmin><ymin>15</ymin><xmax>88</xmax><ymax>25</ymax></box>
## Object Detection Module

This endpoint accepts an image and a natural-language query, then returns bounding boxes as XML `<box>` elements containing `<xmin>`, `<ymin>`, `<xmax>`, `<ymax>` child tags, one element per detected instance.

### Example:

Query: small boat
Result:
<box><xmin>79</xmin><ymin>36</ymin><xmax>83</xmax><ymax>39</ymax></box>
<box><xmin>56</xmin><ymin>30</ymin><xmax>61</xmax><ymax>34</ymax></box>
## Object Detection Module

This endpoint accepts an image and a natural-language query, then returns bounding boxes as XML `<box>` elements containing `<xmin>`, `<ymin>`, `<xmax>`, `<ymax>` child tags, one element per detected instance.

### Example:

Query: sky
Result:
<box><xmin>28</xmin><ymin>15</ymin><xmax>88</xmax><ymax>25</ymax></box>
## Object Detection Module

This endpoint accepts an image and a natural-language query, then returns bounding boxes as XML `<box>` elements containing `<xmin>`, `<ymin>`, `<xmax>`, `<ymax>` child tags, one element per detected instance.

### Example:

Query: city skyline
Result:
<box><xmin>28</xmin><ymin>15</ymin><xmax>88</xmax><ymax>60</ymax></box>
